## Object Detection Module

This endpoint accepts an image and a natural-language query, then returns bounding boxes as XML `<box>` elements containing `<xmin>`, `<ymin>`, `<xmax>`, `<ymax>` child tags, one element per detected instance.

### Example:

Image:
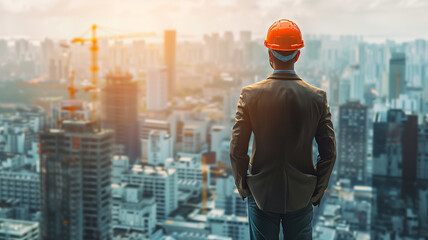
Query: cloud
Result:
<box><xmin>0</xmin><ymin>0</ymin><xmax>60</xmax><ymax>13</ymax></box>
<box><xmin>0</xmin><ymin>0</ymin><xmax>427</xmax><ymax>40</ymax></box>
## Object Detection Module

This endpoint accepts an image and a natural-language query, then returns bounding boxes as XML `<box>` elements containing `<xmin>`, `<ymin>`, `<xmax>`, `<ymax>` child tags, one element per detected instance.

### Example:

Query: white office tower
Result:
<box><xmin>148</xmin><ymin>130</ymin><xmax>173</xmax><ymax>166</ymax></box>
<box><xmin>140</xmin><ymin>119</ymin><xmax>171</xmax><ymax>159</ymax></box>
<box><xmin>165</xmin><ymin>155</ymin><xmax>209</xmax><ymax>199</ymax></box>
<box><xmin>210</xmin><ymin>125</ymin><xmax>228</xmax><ymax>161</ymax></box>
<box><xmin>183</xmin><ymin>123</ymin><xmax>206</xmax><ymax>154</ymax></box>
<box><xmin>0</xmin><ymin>218</ymin><xmax>39</xmax><ymax>240</ymax></box>
<box><xmin>122</xmin><ymin>165</ymin><xmax>178</xmax><ymax>221</ymax></box>
<box><xmin>207</xmin><ymin>209</ymin><xmax>249</xmax><ymax>240</ymax></box>
<box><xmin>146</xmin><ymin>67</ymin><xmax>168</xmax><ymax>111</ymax></box>
<box><xmin>112</xmin><ymin>155</ymin><xmax>130</xmax><ymax>184</ymax></box>
<box><xmin>111</xmin><ymin>184</ymin><xmax>157</xmax><ymax>239</ymax></box>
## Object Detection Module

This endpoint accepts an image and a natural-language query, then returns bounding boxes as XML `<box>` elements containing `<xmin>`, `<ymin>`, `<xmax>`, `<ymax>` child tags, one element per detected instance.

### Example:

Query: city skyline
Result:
<box><xmin>1</xmin><ymin>5</ymin><xmax>428</xmax><ymax>239</ymax></box>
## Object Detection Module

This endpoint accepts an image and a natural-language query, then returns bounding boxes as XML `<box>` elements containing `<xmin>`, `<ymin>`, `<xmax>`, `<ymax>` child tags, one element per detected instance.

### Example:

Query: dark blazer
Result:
<box><xmin>229</xmin><ymin>71</ymin><xmax>336</xmax><ymax>213</ymax></box>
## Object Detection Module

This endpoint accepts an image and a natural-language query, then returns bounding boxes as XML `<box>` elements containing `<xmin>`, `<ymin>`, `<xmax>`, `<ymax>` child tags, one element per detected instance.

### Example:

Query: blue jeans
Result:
<box><xmin>247</xmin><ymin>193</ymin><xmax>313</xmax><ymax>240</ymax></box>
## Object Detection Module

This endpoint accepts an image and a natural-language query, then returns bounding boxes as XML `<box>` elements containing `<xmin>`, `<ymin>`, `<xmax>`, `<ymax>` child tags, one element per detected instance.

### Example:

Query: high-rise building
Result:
<box><xmin>220</xmin><ymin>31</ymin><xmax>234</xmax><ymax>64</ymax></box>
<box><xmin>112</xmin><ymin>155</ymin><xmax>129</xmax><ymax>184</ymax></box>
<box><xmin>0</xmin><ymin>39</ymin><xmax>9</xmax><ymax>61</ymax></box>
<box><xmin>148</xmin><ymin>130</ymin><xmax>173</xmax><ymax>166</ymax></box>
<box><xmin>183</xmin><ymin>124</ymin><xmax>203</xmax><ymax>153</ymax></box>
<box><xmin>389</xmin><ymin>52</ymin><xmax>406</xmax><ymax>101</ymax></box>
<box><xmin>14</xmin><ymin>39</ymin><xmax>30</xmax><ymax>62</ymax></box>
<box><xmin>349</xmin><ymin>65</ymin><xmax>364</xmax><ymax>103</ymax></box>
<box><xmin>209</xmin><ymin>125</ymin><xmax>228</xmax><ymax>161</ymax></box>
<box><xmin>223</xmin><ymin>90</ymin><xmax>241</xmax><ymax>120</ymax></box>
<box><xmin>15</xmin><ymin>106</ymin><xmax>46</xmax><ymax>133</ymax></box>
<box><xmin>372</xmin><ymin>110</ymin><xmax>417</xmax><ymax>180</ymax></box>
<box><xmin>371</xmin><ymin>110</ymin><xmax>428</xmax><ymax>239</ymax></box>
<box><xmin>239</xmin><ymin>31</ymin><xmax>252</xmax><ymax>63</ymax></box>
<box><xmin>305</xmin><ymin>39</ymin><xmax>322</xmax><ymax>61</ymax></box>
<box><xmin>122</xmin><ymin>164</ymin><xmax>178</xmax><ymax>221</ymax></box>
<box><xmin>146</xmin><ymin>67</ymin><xmax>168</xmax><ymax>111</ymax></box>
<box><xmin>337</xmin><ymin>100</ymin><xmax>367</xmax><ymax>186</ymax></box>
<box><xmin>1</xmin><ymin>116</ymin><xmax>35</xmax><ymax>155</ymax></box>
<box><xmin>418</xmin><ymin>120</ymin><xmax>428</xmax><ymax>180</ymax></box>
<box><xmin>39</xmin><ymin>120</ymin><xmax>114</xmax><ymax>240</ymax></box>
<box><xmin>0</xmin><ymin>170</ymin><xmax>39</xmax><ymax>212</ymax></box>
<box><xmin>339</xmin><ymin>78</ymin><xmax>351</xmax><ymax>105</ymax></box>
<box><xmin>164</xmin><ymin>30</ymin><xmax>176</xmax><ymax>97</ymax></box>
<box><xmin>101</xmin><ymin>71</ymin><xmax>140</xmax><ymax>164</ymax></box>
<box><xmin>140</xmin><ymin>119</ymin><xmax>171</xmax><ymax>160</ymax></box>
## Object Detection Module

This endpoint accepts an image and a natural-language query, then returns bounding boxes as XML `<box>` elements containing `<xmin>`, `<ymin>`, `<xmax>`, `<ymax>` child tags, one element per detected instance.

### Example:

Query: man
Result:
<box><xmin>229</xmin><ymin>19</ymin><xmax>336</xmax><ymax>240</ymax></box>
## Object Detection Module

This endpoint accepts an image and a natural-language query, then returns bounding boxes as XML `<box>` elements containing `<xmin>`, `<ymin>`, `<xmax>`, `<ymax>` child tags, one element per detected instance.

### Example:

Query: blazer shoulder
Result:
<box><xmin>298</xmin><ymin>80</ymin><xmax>326</xmax><ymax>100</ymax></box>
<box><xmin>241</xmin><ymin>81</ymin><xmax>266</xmax><ymax>96</ymax></box>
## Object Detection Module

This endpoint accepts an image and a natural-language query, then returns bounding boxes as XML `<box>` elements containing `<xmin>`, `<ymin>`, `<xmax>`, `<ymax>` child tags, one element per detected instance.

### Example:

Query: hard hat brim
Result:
<box><xmin>264</xmin><ymin>40</ymin><xmax>304</xmax><ymax>51</ymax></box>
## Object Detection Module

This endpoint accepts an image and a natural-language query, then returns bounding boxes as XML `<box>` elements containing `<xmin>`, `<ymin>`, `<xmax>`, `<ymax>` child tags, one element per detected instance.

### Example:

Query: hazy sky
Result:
<box><xmin>0</xmin><ymin>0</ymin><xmax>427</xmax><ymax>41</ymax></box>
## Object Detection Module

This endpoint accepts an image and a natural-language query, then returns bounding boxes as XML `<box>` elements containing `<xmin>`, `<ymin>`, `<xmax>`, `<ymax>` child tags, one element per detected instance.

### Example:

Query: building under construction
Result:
<box><xmin>39</xmin><ymin>120</ymin><xmax>115</xmax><ymax>240</ymax></box>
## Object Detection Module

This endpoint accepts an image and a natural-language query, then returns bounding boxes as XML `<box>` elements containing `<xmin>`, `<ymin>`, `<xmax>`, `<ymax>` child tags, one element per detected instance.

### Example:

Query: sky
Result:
<box><xmin>0</xmin><ymin>0</ymin><xmax>427</xmax><ymax>42</ymax></box>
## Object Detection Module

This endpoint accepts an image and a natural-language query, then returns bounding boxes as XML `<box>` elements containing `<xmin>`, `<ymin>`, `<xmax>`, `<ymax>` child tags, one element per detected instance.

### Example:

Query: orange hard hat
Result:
<box><xmin>264</xmin><ymin>19</ymin><xmax>304</xmax><ymax>51</ymax></box>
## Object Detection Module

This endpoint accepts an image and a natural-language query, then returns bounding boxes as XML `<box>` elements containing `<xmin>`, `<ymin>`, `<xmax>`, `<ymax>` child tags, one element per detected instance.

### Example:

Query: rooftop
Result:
<box><xmin>207</xmin><ymin>209</ymin><xmax>247</xmax><ymax>222</ymax></box>
<box><xmin>0</xmin><ymin>218</ymin><xmax>38</xmax><ymax>235</ymax></box>
<box><xmin>129</xmin><ymin>164</ymin><xmax>176</xmax><ymax>177</ymax></box>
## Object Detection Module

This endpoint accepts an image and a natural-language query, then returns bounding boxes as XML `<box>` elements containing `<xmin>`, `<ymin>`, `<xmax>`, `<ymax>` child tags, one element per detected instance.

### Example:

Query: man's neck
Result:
<box><xmin>273</xmin><ymin>65</ymin><xmax>294</xmax><ymax>71</ymax></box>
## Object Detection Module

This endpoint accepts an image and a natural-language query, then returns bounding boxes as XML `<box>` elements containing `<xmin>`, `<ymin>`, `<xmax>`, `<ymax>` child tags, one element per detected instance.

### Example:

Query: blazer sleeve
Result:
<box><xmin>312</xmin><ymin>90</ymin><xmax>337</xmax><ymax>206</ymax></box>
<box><xmin>229</xmin><ymin>87</ymin><xmax>252</xmax><ymax>201</ymax></box>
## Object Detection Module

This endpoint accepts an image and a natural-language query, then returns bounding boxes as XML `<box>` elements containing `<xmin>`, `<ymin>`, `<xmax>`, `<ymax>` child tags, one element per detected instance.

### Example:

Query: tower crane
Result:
<box><xmin>70</xmin><ymin>24</ymin><xmax>157</xmax><ymax>130</ymax></box>
<box><xmin>20</xmin><ymin>25</ymin><xmax>156</xmax><ymax>129</ymax></box>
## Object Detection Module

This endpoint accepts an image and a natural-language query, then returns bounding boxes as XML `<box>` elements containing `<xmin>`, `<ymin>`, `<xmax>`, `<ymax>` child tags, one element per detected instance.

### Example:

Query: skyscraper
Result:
<box><xmin>140</xmin><ymin>119</ymin><xmax>171</xmax><ymax>160</ymax></box>
<box><xmin>39</xmin><ymin>120</ymin><xmax>114</xmax><ymax>240</ymax></box>
<box><xmin>146</xmin><ymin>67</ymin><xmax>168</xmax><ymax>111</ymax></box>
<box><xmin>101</xmin><ymin>71</ymin><xmax>140</xmax><ymax>164</ymax></box>
<box><xmin>164</xmin><ymin>30</ymin><xmax>176</xmax><ymax>97</ymax></box>
<box><xmin>183</xmin><ymin>123</ymin><xmax>203</xmax><ymax>153</ymax></box>
<box><xmin>389</xmin><ymin>52</ymin><xmax>406</xmax><ymax>101</ymax></box>
<box><xmin>371</xmin><ymin>110</ymin><xmax>426</xmax><ymax>239</ymax></box>
<box><xmin>337</xmin><ymin>100</ymin><xmax>367</xmax><ymax>186</ymax></box>
<box><xmin>148</xmin><ymin>130</ymin><xmax>173</xmax><ymax>166</ymax></box>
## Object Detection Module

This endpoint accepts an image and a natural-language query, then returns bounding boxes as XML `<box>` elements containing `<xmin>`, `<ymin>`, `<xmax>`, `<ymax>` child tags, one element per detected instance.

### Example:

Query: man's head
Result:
<box><xmin>264</xmin><ymin>19</ymin><xmax>304</xmax><ymax>70</ymax></box>
<box><xmin>268</xmin><ymin>49</ymin><xmax>300</xmax><ymax>69</ymax></box>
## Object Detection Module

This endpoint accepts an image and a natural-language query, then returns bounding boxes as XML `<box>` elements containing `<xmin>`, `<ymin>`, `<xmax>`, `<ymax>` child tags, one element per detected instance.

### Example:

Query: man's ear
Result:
<box><xmin>269</xmin><ymin>50</ymin><xmax>274</xmax><ymax>68</ymax></box>
<box><xmin>294</xmin><ymin>50</ymin><xmax>300</xmax><ymax>63</ymax></box>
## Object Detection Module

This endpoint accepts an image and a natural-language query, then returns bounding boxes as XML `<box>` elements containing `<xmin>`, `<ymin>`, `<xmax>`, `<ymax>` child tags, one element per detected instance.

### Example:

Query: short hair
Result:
<box><xmin>270</xmin><ymin>49</ymin><xmax>298</xmax><ymax>65</ymax></box>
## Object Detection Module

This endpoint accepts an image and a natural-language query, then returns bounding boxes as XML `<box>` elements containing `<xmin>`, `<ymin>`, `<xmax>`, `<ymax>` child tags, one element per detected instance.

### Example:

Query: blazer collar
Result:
<box><xmin>267</xmin><ymin>72</ymin><xmax>302</xmax><ymax>81</ymax></box>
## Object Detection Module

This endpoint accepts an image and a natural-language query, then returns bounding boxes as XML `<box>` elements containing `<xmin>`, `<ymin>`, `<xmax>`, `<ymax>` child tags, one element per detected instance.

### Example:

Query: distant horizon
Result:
<box><xmin>0</xmin><ymin>32</ymin><xmax>426</xmax><ymax>45</ymax></box>
<box><xmin>1</xmin><ymin>0</ymin><xmax>427</xmax><ymax>44</ymax></box>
